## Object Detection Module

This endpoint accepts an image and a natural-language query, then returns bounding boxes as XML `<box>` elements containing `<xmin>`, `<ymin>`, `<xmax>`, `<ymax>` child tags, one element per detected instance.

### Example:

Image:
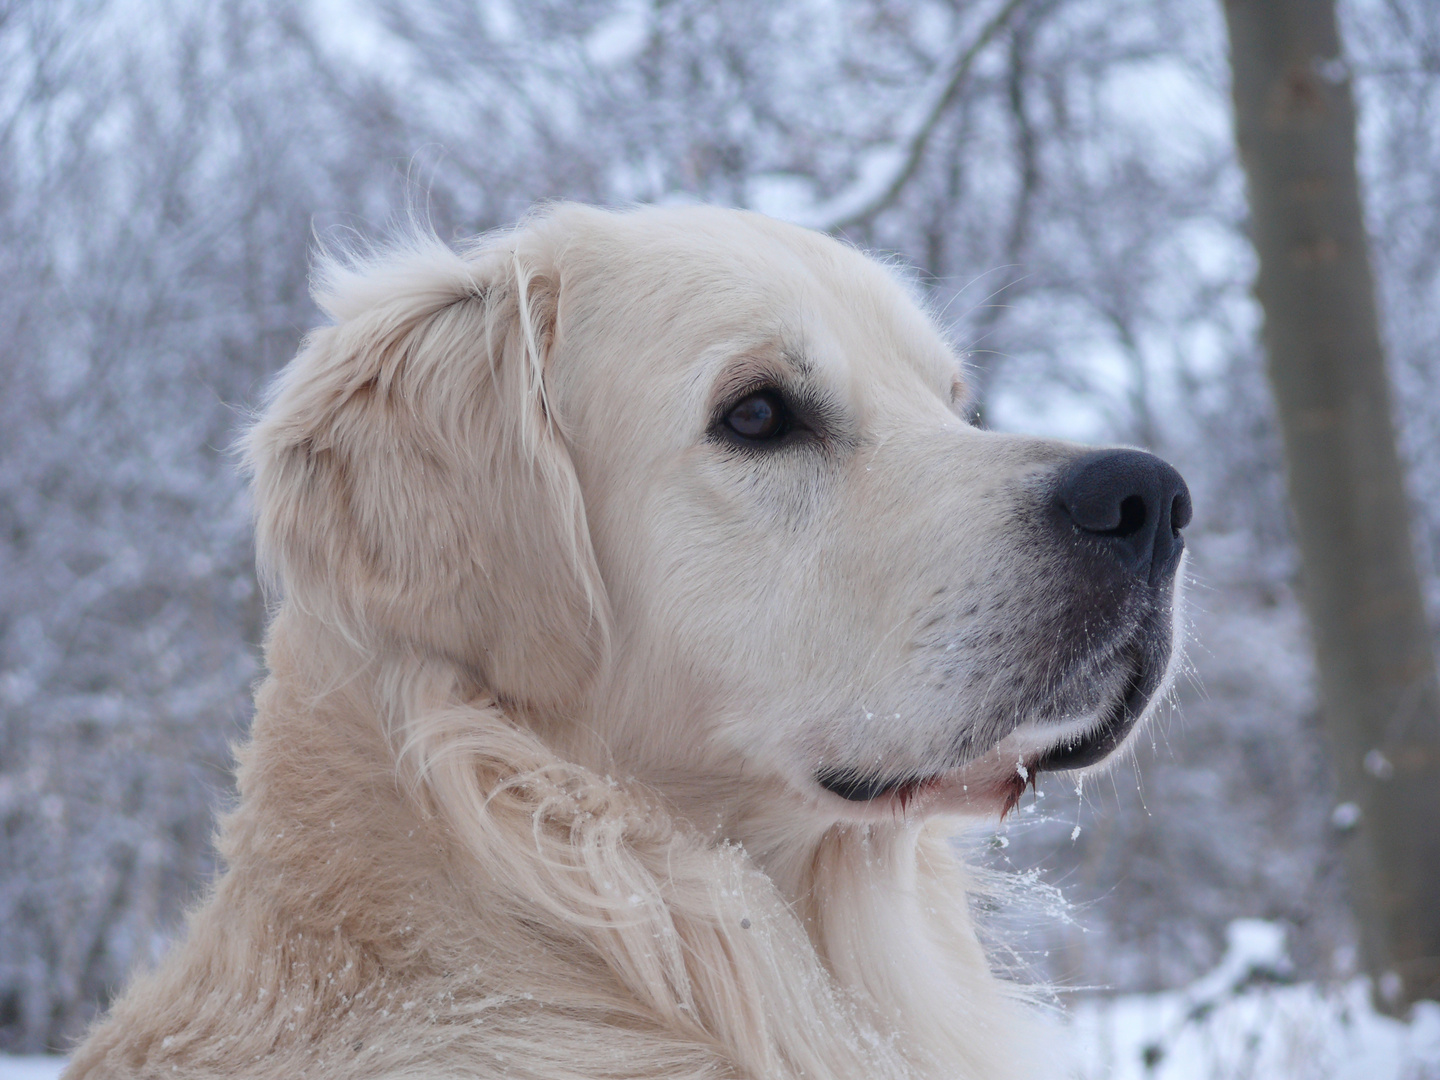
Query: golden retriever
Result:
<box><xmin>67</xmin><ymin>203</ymin><xmax>1189</xmax><ymax>1079</ymax></box>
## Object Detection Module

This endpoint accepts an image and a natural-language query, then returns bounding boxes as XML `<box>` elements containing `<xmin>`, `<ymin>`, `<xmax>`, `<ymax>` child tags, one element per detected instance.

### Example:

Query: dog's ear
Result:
<box><xmin>243</xmin><ymin>233</ymin><xmax>607</xmax><ymax>708</ymax></box>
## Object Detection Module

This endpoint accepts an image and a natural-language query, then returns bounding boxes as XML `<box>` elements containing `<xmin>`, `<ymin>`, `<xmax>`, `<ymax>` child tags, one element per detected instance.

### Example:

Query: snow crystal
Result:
<box><xmin>1363</xmin><ymin>749</ymin><xmax>1395</xmax><ymax>780</ymax></box>
<box><xmin>1330</xmin><ymin>801</ymin><xmax>1362</xmax><ymax>830</ymax></box>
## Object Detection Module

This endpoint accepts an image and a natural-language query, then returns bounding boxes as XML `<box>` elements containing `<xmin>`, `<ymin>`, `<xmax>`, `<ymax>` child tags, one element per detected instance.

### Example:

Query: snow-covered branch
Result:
<box><xmin>799</xmin><ymin>0</ymin><xmax>1029</xmax><ymax>233</ymax></box>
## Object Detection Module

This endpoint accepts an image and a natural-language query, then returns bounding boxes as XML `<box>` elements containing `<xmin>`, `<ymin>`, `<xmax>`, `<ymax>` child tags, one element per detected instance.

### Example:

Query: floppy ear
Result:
<box><xmin>243</xmin><ymin>232</ymin><xmax>608</xmax><ymax>709</ymax></box>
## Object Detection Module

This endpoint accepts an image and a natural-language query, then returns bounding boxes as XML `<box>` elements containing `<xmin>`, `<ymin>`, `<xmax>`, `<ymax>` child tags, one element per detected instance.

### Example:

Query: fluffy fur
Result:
<box><xmin>67</xmin><ymin>204</ymin><xmax>1184</xmax><ymax>1079</ymax></box>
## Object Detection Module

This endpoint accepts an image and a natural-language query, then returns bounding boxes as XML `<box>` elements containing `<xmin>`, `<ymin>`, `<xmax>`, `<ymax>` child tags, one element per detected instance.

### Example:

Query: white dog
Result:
<box><xmin>68</xmin><ymin>204</ymin><xmax>1189</xmax><ymax>1079</ymax></box>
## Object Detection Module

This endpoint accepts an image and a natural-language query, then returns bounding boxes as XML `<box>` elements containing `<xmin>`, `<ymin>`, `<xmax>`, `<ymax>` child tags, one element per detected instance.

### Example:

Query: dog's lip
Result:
<box><xmin>815</xmin><ymin>769</ymin><xmax>910</xmax><ymax>802</ymax></box>
<box><xmin>814</xmin><ymin>769</ymin><xmax>970</xmax><ymax>806</ymax></box>
<box><xmin>815</xmin><ymin>634</ymin><xmax>1167</xmax><ymax>812</ymax></box>
<box><xmin>1033</xmin><ymin>652</ymin><xmax>1152</xmax><ymax>772</ymax></box>
<box><xmin>815</xmin><ymin>761</ymin><xmax>1036</xmax><ymax>816</ymax></box>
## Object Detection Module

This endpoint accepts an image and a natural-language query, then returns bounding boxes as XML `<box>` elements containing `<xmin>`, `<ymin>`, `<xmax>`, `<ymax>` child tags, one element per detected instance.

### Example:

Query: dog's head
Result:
<box><xmin>246</xmin><ymin>203</ymin><xmax>1189</xmax><ymax>827</ymax></box>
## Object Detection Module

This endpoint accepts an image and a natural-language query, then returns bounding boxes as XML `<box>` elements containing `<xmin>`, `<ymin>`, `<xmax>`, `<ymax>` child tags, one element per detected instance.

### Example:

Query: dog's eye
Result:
<box><xmin>724</xmin><ymin>390</ymin><xmax>790</xmax><ymax>441</ymax></box>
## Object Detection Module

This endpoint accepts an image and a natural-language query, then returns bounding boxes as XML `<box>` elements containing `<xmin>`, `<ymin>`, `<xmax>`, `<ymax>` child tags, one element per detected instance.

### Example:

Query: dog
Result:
<box><xmin>67</xmin><ymin>203</ymin><xmax>1189</xmax><ymax>1079</ymax></box>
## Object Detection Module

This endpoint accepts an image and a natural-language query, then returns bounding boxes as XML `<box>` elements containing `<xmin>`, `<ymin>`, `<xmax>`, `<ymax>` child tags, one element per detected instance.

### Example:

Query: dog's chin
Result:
<box><xmin>815</xmin><ymin>632</ymin><xmax>1174</xmax><ymax>820</ymax></box>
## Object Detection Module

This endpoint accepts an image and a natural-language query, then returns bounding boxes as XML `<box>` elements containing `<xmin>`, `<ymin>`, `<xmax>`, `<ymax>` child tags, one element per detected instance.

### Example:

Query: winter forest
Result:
<box><xmin>2</xmin><ymin>0</ymin><xmax>1440</xmax><ymax>1073</ymax></box>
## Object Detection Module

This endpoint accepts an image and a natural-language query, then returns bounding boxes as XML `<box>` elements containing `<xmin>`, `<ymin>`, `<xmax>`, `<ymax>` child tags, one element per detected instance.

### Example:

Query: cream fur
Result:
<box><xmin>67</xmin><ymin>204</ymin><xmax>1181</xmax><ymax>1079</ymax></box>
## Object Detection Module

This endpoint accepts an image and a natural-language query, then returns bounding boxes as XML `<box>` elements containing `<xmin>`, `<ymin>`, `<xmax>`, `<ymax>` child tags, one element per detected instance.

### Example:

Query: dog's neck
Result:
<box><xmin>219</xmin><ymin>609</ymin><xmax>1046</xmax><ymax>1080</ymax></box>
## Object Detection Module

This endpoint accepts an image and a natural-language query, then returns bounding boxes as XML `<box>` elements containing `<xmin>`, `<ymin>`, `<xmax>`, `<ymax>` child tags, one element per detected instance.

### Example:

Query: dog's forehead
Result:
<box><xmin>791</xmin><ymin>262</ymin><xmax>961</xmax><ymax>398</ymax></box>
<box><xmin>554</xmin><ymin>206</ymin><xmax>961</xmax><ymax>402</ymax></box>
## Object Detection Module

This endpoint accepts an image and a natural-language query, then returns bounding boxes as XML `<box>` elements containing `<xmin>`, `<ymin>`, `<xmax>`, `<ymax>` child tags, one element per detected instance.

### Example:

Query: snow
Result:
<box><xmin>1072</xmin><ymin>920</ymin><xmax>1440</xmax><ymax>1079</ymax></box>
<box><xmin>1331</xmin><ymin>801</ymin><xmax>1363</xmax><ymax>831</ymax></box>
<box><xmin>0</xmin><ymin>1059</ymin><xmax>65</xmax><ymax>1080</ymax></box>
<box><xmin>1073</xmin><ymin>977</ymin><xmax>1440</xmax><ymax>1079</ymax></box>
<box><xmin>585</xmin><ymin>2</ymin><xmax>651</xmax><ymax>67</ymax></box>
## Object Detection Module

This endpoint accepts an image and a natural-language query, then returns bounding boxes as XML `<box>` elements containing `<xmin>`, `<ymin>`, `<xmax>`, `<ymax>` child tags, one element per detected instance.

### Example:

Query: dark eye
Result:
<box><xmin>724</xmin><ymin>389</ymin><xmax>790</xmax><ymax>442</ymax></box>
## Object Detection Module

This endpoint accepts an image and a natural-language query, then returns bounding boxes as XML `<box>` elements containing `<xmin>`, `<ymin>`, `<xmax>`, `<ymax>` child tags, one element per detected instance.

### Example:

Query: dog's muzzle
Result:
<box><xmin>816</xmin><ymin>448</ymin><xmax>1191</xmax><ymax>803</ymax></box>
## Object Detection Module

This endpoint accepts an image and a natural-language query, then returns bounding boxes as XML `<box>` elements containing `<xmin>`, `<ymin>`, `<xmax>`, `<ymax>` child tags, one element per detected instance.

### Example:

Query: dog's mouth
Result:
<box><xmin>815</xmin><ymin>758</ymin><xmax>1031</xmax><ymax>813</ymax></box>
<box><xmin>1033</xmin><ymin>643</ymin><xmax>1159</xmax><ymax>771</ymax></box>
<box><xmin>815</xmin><ymin>630</ymin><xmax>1170</xmax><ymax>815</ymax></box>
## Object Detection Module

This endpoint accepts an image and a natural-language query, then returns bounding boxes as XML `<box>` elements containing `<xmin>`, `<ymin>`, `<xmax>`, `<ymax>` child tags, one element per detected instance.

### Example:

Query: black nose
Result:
<box><xmin>1056</xmin><ymin>449</ymin><xmax>1192</xmax><ymax>585</ymax></box>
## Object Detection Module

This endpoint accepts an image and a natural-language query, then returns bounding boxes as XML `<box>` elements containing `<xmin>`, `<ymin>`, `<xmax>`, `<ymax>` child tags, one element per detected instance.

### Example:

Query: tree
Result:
<box><xmin>1222</xmin><ymin>0</ymin><xmax>1440</xmax><ymax>1009</ymax></box>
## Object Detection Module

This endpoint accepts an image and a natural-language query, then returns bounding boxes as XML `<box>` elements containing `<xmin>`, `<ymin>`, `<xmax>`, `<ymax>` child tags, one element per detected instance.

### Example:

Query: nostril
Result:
<box><xmin>1100</xmin><ymin>495</ymin><xmax>1147</xmax><ymax>539</ymax></box>
<box><xmin>1171</xmin><ymin>491</ymin><xmax>1193</xmax><ymax>534</ymax></box>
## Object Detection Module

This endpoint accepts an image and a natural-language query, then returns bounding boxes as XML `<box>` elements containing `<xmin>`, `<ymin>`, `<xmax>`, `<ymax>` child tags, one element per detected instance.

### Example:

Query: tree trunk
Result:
<box><xmin>1222</xmin><ymin>0</ymin><xmax>1440</xmax><ymax>1010</ymax></box>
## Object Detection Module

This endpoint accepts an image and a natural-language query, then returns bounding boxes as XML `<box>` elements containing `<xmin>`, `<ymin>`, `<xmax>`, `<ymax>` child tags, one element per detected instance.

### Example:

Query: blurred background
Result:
<box><xmin>2</xmin><ymin>0</ymin><xmax>1439</xmax><ymax>1073</ymax></box>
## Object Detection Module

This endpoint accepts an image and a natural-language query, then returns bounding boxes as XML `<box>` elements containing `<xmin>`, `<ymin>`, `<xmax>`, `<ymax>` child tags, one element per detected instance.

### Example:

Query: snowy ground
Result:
<box><xmin>6</xmin><ymin>922</ymin><xmax>1437</xmax><ymax>1080</ymax></box>
<box><xmin>0</xmin><ymin>1060</ymin><xmax>64</xmax><ymax>1080</ymax></box>
<box><xmin>1072</xmin><ymin>979</ymin><xmax>1440</xmax><ymax>1080</ymax></box>
<box><xmin>1069</xmin><ymin>921</ymin><xmax>1440</xmax><ymax>1079</ymax></box>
